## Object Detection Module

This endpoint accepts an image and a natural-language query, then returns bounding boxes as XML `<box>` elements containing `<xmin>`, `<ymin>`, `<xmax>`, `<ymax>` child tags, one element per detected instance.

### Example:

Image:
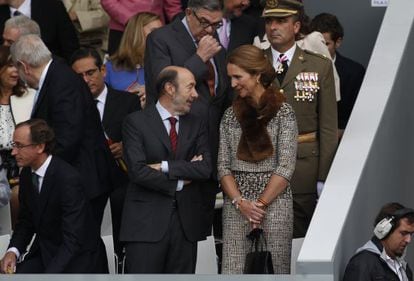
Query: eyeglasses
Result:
<box><xmin>11</xmin><ymin>142</ymin><xmax>36</xmax><ymax>150</ymax></box>
<box><xmin>77</xmin><ymin>68</ymin><xmax>99</xmax><ymax>78</ymax></box>
<box><xmin>192</xmin><ymin>10</ymin><xmax>223</xmax><ymax>30</ymax></box>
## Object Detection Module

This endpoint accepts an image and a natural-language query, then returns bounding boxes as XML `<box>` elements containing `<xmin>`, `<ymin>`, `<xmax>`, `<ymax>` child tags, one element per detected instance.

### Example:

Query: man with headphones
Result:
<box><xmin>343</xmin><ymin>202</ymin><xmax>414</xmax><ymax>281</ymax></box>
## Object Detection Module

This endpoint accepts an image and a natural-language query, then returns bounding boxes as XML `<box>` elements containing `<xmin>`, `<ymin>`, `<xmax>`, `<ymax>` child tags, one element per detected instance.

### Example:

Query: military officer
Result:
<box><xmin>263</xmin><ymin>0</ymin><xmax>338</xmax><ymax>238</ymax></box>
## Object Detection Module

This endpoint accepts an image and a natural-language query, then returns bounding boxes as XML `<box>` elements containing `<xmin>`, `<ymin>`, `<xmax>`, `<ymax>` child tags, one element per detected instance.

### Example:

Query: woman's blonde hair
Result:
<box><xmin>110</xmin><ymin>12</ymin><xmax>161</xmax><ymax>71</ymax></box>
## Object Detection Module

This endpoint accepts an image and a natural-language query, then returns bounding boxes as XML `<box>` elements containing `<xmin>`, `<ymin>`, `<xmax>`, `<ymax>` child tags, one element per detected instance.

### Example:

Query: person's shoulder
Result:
<box><xmin>346</xmin><ymin>249</ymin><xmax>381</xmax><ymax>269</ymax></box>
<box><xmin>278</xmin><ymin>102</ymin><xmax>295</xmax><ymax>115</ymax></box>
<box><xmin>124</xmin><ymin>105</ymin><xmax>151</xmax><ymax>122</ymax></box>
<box><xmin>150</xmin><ymin>19</ymin><xmax>176</xmax><ymax>38</ymax></box>
<box><xmin>49</xmin><ymin>156</ymin><xmax>80</xmax><ymax>180</ymax></box>
<box><xmin>108</xmin><ymin>86</ymin><xmax>138</xmax><ymax>100</ymax></box>
<box><xmin>336</xmin><ymin>52</ymin><xmax>365</xmax><ymax>72</ymax></box>
<box><xmin>303</xmin><ymin>48</ymin><xmax>331</xmax><ymax>62</ymax></box>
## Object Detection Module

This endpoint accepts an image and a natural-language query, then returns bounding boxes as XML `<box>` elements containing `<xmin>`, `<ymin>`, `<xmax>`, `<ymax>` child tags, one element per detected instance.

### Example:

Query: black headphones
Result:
<box><xmin>373</xmin><ymin>208</ymin><xmax>414</xmax><ymax>239</ymax></box>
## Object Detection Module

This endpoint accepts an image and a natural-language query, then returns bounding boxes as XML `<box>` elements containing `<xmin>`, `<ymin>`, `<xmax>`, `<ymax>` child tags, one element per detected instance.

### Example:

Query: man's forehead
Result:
<box><xmin>14</xmin><ymin>125</ymin><xmax>30</xmax><ymax>139</ymax></box>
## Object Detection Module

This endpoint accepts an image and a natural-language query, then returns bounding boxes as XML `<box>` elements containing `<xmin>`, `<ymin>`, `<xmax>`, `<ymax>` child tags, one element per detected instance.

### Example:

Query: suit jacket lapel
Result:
<box><xmin>146</xmin><ymin>106</ymin><xmax>172</xmax><ymax>153</ymax></box>
<box><xmin>175</xmin><ymin>114</ymin><xmax>191</xmax><ymax>157</ymax></box>
<box><xmin>265</xmin><ymin>47</ymin><xmax>281</xmax><ymax>88</ymax></box>
<box><xmin>31</xmin><ymin>0</ymin><xmax>40</xmax><ymax>19</ymax></box>
<box><xmin>172</xmin><ymin>18</ymin><xmax>197</xmax><ymax>55</ymax></box>
<box><xmin>102</xmin><ymin>88</ymin><xmax>116</xmax><ymax>134</ymax></box>
<box><xmin>35</xmin><ymin>158</ymin><xmax>55</xmax><ymax>226</ymax></box>
<box><xmin>31</xmin><ymin>61</ymin><xmax>54</xmax><ymax>117</ymax></box>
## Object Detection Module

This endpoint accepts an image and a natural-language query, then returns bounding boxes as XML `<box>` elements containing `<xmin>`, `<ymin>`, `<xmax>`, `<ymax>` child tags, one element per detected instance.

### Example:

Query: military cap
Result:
<box><xmin>262</xmin><ymin>0</ymin><xmax>304</xmax><ymax>18</ymax></box>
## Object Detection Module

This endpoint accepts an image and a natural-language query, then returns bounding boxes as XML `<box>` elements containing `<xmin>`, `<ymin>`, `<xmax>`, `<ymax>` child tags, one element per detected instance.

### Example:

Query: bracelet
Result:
<box><xmin>231</xmin><ymin>196</ymin><xmax>243</xmax><ymax>206</ymax></box>
<box><xmin>257</xmin><ymin>197</ymin><xmax>269</xmax><ymax>208</ymax></box>
<box><xmin>235</xmin><ymin>198</ymin><xmax>245</xmax><ymax>210</ymax></box>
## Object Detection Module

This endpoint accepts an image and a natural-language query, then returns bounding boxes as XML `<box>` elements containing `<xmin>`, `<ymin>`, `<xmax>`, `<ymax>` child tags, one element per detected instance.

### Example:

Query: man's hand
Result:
<box><xmin>196</xmin><ymin>35</ymin><xmax>221</xmax><ymax>62</ymax></box>
<box><xmin>148</xmin><ymin>163</ymin><xmax>161</xmax><ymax>171</ymax></box>
<box><xmin>191</xmin><ymin>155</ymin><xmax>203</xmax><ymax>162</ymax></box>
<box><xmin>109</xmin><ymin>142</ymin><xmax>123</xmax><ymax>159</ymax></box>
<box><xmin>1</xmin><ymin>252</ymin><xmax>16</xmax><ymax>274</ymax></box>
<box><xmin>136</xmin><ymin>86</ymin><xmax>146</xmax><ymax>109</ymax></box>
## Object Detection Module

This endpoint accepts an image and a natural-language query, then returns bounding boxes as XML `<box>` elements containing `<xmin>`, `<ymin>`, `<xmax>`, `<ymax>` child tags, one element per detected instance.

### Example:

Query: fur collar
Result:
<box><xmin>233</xmin><ymin>88</ymin><xmax>285</xmax><ymax>162</ymax></box>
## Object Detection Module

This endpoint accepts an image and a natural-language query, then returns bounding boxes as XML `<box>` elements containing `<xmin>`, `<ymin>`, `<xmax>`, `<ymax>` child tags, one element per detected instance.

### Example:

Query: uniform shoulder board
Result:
<box><xmin>304</xmin><ymin>49</ymin><xmax>330</xmax><ymax>61</ymax></box>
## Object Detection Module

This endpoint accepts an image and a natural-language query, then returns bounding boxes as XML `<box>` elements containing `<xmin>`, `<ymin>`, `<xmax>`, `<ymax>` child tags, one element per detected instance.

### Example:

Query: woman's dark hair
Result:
<box><xmin>227</xmin><ymin>44</ymin><xmax>276</xmax><ymax>89</ymax></box>
<box><xmin>0</xmin><ymin>45</ymin><xmax>26</xmax><ymax>97</ymax></box>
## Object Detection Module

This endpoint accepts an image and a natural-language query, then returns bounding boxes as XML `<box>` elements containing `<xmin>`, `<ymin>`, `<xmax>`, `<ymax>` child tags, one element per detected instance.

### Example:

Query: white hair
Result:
<box><xmin>4</xmin><ymin>15</ymin><xmax>41</xmax><ymax>37</ymax></box>
<box><xmin>10</xmin><ymin>34</ymin><xmax>51</xmax><ymax>67</ymax></box>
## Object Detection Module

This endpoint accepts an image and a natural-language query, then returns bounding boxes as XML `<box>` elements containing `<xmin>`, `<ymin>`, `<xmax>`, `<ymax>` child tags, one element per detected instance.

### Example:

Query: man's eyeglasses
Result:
<box><xmin>77</xmin><ymin>68</ymin><xmax>99</xmax><ymax>78</ymax></box>
<box><xmin>192</xmin><ymin>10</ymin><xmax>223</xmax><ymax>30</ymax></box>
<box><xmin>11</xmin><ymin>142</ymin><xmax>36</xmax><ymax>150</ymax></box>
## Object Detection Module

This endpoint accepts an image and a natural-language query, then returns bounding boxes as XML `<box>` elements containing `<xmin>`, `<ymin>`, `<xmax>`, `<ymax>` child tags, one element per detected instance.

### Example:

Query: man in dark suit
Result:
<box><xmin>70</xmin><ymin>48</ymin><xmax>141</xmax><ymax>267</ymax></box>
<box><xmin>310</xmin><ymin>13</ymin><xmax>366</xmax><ymax>138</ymax></box>
<box><xmin>10</xmin><ymin>35</ymin><xmax>113</xmax><ymax>232</ymax></box>
<box><xmin>121</xmin><ymin>66</ymin><xmax>212</xmax><ymax>273</ymax></box>
<box><xmin>145</xmin><ymin>0</ymin><xmax>230</xmax><ymax>238</ymax></box>
<box><xmin>0</xmin><ymin>0</ymin><xmax>79</xmax><ymax>62</ymax></box>
<box><xmin>0</xmin><ymin>119</ymin><xmax>107</xmax><ymax>273</ymax></box>
<box><xmin>219</xmin><ymin>0</ymin><xmax>258</xmax><ymax>52</ymax></box>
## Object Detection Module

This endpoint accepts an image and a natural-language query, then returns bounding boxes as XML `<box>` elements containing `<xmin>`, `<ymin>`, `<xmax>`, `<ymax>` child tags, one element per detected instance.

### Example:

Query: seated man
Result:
<box><xmin>343</xmin><ymin>202</ymin><xmax>414</xmax><ymax>281</ymax></box>
<box><xmin>0</xmin><ymin>119</ymin><xmax>107</xmax><ymax>273</ymax></box>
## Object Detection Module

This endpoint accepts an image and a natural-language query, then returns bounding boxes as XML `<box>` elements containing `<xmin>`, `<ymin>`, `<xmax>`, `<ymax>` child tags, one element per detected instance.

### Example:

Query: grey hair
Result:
<box><xmin>187</xmin><ymin>0</ymin><xmax>222</xmax><ymax>11</ymax></box>
<box><xmin>10</xmin><ymin>34</ymin><xmax>51</xmax><ymax>67</ymax></box>
<box><xmin>4</xmin><ymin>15</ymin><xmax>41</xmax><ymax>37</ymax></box>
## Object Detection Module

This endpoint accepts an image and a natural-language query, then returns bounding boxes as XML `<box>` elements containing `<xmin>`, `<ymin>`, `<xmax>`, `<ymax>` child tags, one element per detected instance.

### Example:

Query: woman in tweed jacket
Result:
<box><xmin>218</xmin><ymin>45</ymin><xmax>298</xmax><ymax>274</ymax></box>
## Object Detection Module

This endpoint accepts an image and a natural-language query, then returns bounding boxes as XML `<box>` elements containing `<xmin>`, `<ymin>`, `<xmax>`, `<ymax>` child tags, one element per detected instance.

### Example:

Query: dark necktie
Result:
<box><xmin>276</xmin><ymin>53</ymin><xmax>289</xmax><ymax>84</ymax></box>
<box><xmin>13</xmin><ymin>10</ymin><xmax>21</xmax><ymax>17</ymax></box>
<box><xmin>31</xmin><ymin>172</ymin><xmax>39</xmax><ymax>193</ymax></box>
<box><xmin>168</xmin><ymin>117</ymin><xmax>178</xmax><ymax>154</ymax></box>
<box><xmin>206</xmin><ymin>60</ymin><xmax>216</xmax><ymax>96</ymax></box>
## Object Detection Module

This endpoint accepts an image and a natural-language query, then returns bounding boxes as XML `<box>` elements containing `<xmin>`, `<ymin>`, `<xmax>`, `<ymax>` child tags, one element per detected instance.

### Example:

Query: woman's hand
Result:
<box><xmin>237</xmin><ymin>199</ymin><xmax>266</xmax><ymax>225</ymax></box>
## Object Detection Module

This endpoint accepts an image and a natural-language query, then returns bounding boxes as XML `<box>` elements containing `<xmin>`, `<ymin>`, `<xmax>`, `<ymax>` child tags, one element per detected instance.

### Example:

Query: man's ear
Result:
<box><xmin>100</xmin><ymin>64</ymin><xmax>106</xmax><ymax>78</ymax></box>
<box><xmin>335</xmin><ymin>37</ymin><xmax>343</xmax><ymax>50</ymax></box>
<box><xmin>36</xmin><ymin>143</ymin><xmax>46</xmax><ymax>154</ymax></box>
<box><xmin>293</xmin><ymin>21</ymin><xmax>301</xmax><ymax>35</ymax></box>
<box><xmin>164</xmin><ymin>81</ymin><xmax>176</xmax><ymax>97</ymax></box>
<box><xmin>17</xmin><ymin>60</ymin><xmax>29</xmax><ymax>74</ymax></box>
<box><xmin>185</xmin><ymin>7</ymin><xmax>192</xmax><ymax>17</ymax></box>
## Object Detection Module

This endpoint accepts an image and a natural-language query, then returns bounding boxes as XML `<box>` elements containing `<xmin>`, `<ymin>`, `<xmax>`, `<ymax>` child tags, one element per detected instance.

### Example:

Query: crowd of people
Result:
<box><xmin>0</xmin><ymin>0</ymin><xmax>391</xmax><ymax>277</ymax></box>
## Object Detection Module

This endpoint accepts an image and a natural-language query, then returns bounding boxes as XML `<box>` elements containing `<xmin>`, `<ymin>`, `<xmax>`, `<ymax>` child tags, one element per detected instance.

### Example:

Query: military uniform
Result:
<box><xmin>265</xmin><ymin>46</ymin><xmax>338</xmax><ymax>238</ymax></box>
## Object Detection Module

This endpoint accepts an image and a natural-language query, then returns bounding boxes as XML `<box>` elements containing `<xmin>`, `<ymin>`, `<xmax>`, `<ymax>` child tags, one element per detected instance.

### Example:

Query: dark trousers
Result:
<box><xmin>109</xmin><ymin>185</ymin><xmax>127</xmax><ymax>258</ymax></box>
<box><xmin>16</xmin><ymin>246</ymin><xmax>108</xmax><ymax>273</ymax></box>
<box><xmin>108</xmin><ymin>29</ymin><xmax>123</xmax><ymax>55</ymax></box>
<box><xmin>89</xmin><ymin>193</ymin><xmax>110</xmax><ymax>273</ymax></box>
<box><xmin>293</xmin><ymin>193</ymin><xmax>317</xmax><ymax>238</ymax></box>
<box><xmin>16</xmin><ymin>252</ymin><xmax>44</xmax><ymax>273</ymax></box>
<box><xmin>125</xmin><ymin>210</ymin><xmax>197</xmax><ymax>273</ymax></box>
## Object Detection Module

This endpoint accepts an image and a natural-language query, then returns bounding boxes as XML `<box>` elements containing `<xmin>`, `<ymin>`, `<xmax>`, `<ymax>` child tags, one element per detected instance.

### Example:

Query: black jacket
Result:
<box><xmin>343</xmin><ymin>237</ymin><xmax>413</xmax><ymax>281</ymax></box>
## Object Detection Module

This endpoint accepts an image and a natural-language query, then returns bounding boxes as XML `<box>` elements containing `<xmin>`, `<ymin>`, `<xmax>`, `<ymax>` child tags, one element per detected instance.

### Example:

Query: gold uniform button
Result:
<box><xmin>280</xmin><ymin>89</ymin><xmax>284</xmax><ymax>94</ymax></box>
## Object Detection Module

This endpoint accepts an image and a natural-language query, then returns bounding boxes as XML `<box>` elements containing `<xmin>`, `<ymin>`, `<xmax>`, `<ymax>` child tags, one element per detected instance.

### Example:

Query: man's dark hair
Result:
<box><xmin>374</xmin><ymin>202</ymin><xmax>414</xmax><ymax>235</ymax></box>
<box><xmin>69</xmin><ymin>48</ymin><xmax>103</xmax><ymax>68</ymax></box>
<box><xmin>15</xmin><ymin>119</ymin><xmax>55</xmax><ymax>154</ymax></box>
<box><xmin>310</xmin><ymin>13</ymin><xmax>344</xmax><ymax>42</ymax></box>
<box><xmin>156</xmin><ymin>68</ymin><xmax>179</xmax><ymax>96</ymax></box>
<box><xmin>187</xmin><ymin>0</ymin><xmax>222</xmax><ymax>11</ymax></box>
